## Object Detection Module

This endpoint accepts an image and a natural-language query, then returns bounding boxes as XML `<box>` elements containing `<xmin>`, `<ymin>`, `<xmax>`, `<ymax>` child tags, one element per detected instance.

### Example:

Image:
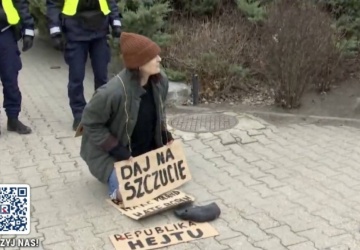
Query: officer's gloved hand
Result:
<box><xmin>22</xmin><ymin>36</ymin><xmax>33</xmax><ymax>52</ymax></box>
<box><xmin>112</xmin><ymin>26</ymin><xmax>121</xmax><ymax>38</ymax></box>
<box><xmin>51</xmin><ymin>33</ymin><xmax>64</xmax><ymax>51</ymax></box>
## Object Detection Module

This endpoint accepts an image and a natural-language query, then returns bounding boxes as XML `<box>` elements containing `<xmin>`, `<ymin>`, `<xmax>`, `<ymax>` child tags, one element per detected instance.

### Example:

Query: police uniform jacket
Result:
<box><xmin>46</xmin><ymin>0</ymin><xmax>121</xmax><ymax>41</ymax></box>
<box><xmin>0</xmin><ymin>0</ymin><xmax>34</xmax><ymax>36</ymax></box>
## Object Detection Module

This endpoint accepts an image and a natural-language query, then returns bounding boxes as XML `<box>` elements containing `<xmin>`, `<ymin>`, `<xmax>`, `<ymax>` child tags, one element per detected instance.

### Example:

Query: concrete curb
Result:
<box><xmin>167</xmin><ymin>103</ymin><xmax>360</xmax><ymax>128</ymax></box>
<box><xmin>166</xmin><ymin>81</ymin><xmax>191</xmax><ymax>107</ymax></box>
<box><xmin>247</xmin><ymin>110</ymin><xmax>360</xmax><ymax>128</ymax></box>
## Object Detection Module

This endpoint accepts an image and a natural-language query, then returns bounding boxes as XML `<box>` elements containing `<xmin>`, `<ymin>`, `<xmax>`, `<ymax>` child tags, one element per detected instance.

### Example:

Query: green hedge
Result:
<box><xmin>30</xmin><ymin>0</ymin><xmax>360</xmax><ymax>54</ymax></box>
<box><xmin>29</xmin><ymin>0</ymin><xmax>271</xmax><ymax>41</ymax></box>
<box><xmin>29</xmin><ymin>0</ymin><xmax>360</xmax><ymax>108</ymax></box>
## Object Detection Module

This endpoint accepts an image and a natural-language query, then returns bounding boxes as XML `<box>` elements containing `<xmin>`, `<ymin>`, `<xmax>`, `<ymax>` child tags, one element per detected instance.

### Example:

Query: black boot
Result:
<box><xmin>174</xmin><ymin>202</ymin><xmax>221</xmax><ymax>222</ymax></box>
<box><xmin>7</xmin><ymin>118</ymin><xmax>32</xmax><ymax>134</ymax></box>
<box><xmin>72</xmin><ymin>118</ymin><xmax>81</xmax><ymax>131</ymax></box>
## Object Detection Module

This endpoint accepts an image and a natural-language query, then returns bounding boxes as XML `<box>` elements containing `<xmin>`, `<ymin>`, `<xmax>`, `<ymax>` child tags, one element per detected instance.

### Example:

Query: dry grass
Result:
<box><xmin>162</xmin><ymin>9</ymin><xmax>259</xmax><ymax>100</ymax></box>
<box><xmin>257</xmin><ymin>0</ymin><xmax>345</xmax><ymax>108</ymax></box>
<box><xmin>162</xmin><ymin>0</ymin><xmax>350</xmax><ymax>107</ymax></box>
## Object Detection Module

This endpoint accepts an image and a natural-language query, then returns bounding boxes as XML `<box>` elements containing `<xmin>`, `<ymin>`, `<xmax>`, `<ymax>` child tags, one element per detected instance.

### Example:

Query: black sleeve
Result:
<box><xmin>46</xmin><ymin>0</ymin><xmax>63</xmax><ymax>36</ymax></box>
<box><xmin>108</xmin><ymin>0</ymin><xmax>122</xmax><ymax>28</ymax></box>
<box><xmin>13</xmin><ymin>0</ymin><xmax>35</xmax><ymax>36</ymax></box>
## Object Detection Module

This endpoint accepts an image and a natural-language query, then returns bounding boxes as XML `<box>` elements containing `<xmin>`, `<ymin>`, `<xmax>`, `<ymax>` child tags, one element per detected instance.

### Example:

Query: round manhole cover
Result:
<box><xmin>169</xmin><ymin>113</ymin><xmax>238</xmax><ymax>133</ymax></box>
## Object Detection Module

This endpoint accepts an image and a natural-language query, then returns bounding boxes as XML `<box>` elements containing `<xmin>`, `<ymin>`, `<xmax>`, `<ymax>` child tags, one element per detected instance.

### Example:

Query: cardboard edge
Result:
<box><xmin>108</xmin><ymin>221</ymin><xmax>220</xmax><ymax>250</ymax></box>
<box><xmin>106</xmin><ymin>191</ymin><xmax>196</xmax><ymax>220</ymax></box>
<box><xmin>115</xmin><ymin>141</ymin><xmax>193</xmax><ymax>208</ymax></box>
<box><xmin>74</xmin><ymin>123</ymin><xmax>83</xmax><ymax>137</ymax></box>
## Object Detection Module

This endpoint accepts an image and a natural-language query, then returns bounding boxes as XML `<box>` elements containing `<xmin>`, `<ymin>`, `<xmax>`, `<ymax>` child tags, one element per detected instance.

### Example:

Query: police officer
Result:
<box><xmin>46</xmin><ymin>0</ymin><xmax>122</xmax><ymax>130</ymax></box>
<box><xmin>0</xmin><ymin>0</ymin><xmax>34</xmax><ymax>135</ymax></box>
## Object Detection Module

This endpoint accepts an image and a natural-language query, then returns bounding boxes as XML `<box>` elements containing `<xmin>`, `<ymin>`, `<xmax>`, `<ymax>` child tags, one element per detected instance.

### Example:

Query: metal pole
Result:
<box><xmin>192</xmin><ymin>73</ymin><xmax>199</xmax><ymax>105</ymax></box>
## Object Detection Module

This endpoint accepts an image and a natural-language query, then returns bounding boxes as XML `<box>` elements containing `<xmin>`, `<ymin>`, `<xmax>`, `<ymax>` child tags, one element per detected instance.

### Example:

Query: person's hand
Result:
<box><xmin>162</xmin><ymin>130</ymin><xmax>174</xmax><ymax>146</ymax></box>
<box><xmin>51</xmin><ymin>33</ymin><xmax>64</xmax><ymax>51</ymax></box>
<box><xmin>22</xmin><ymin>35</ymin><xmax>33</xmax><ymax>52</ymax></box>
<box><xmin>112</xmin><ymin>26</ymin><xmax>121</xmax><ymax>38</ymax></box>
<box><xmin>109</xmin><ymin>144</ymin><xmax>131</xmax><ymax>161</ymax></box>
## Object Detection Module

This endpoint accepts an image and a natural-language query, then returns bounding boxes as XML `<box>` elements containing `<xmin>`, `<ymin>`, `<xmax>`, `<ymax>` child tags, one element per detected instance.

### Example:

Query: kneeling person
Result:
<box><xmin>79</xmin><ymin>32</ymin><xmax>173</xmax><ymax>201</ymax></box>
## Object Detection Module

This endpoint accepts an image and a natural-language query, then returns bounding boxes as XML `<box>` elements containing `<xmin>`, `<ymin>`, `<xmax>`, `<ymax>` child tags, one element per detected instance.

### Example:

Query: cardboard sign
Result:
<box><xmin>107</xmin><ymin>190</ymin><xmax>195</xmax><ymax>220</ymax></box>
<box><xmin>109</xmin><ymin>221</ymin><xmax>219</xmax><ymax>250</ymax></box>
<box><xmin>74</xmin><ymin>123</ymin><xmax>83</xmax><ymax>137</ymax></box>
<box><xmin>114</xmin><ymin>140</ymin><xmax>192</xmax><ymax>207</ymax></box>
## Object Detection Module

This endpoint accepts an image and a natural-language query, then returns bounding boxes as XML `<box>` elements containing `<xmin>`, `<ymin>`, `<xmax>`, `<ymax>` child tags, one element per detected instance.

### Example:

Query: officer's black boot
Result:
<box><xmin>73</xmin><ymin>118</ymin><xmax>81</xmax><ymax>131</ymax></box>
<box><xmin>7</xmin><ymin>118</ymin><xmax>32</xmax><ymax>134</ymax></box>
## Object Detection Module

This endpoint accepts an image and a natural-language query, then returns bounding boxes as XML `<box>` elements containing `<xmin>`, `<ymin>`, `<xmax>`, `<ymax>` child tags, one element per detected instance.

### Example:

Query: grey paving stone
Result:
<box><xmin>265</xmin><ymin>225</ymin><xmax>307</xmax><ymax>246</ymax></box>
<box><xmin>254</xmin><ymin>237</ymin><xmax>288</xmax><ymax>250</ymax></box>
<box><xmin>220</xmin><ymin>235</ymin><xmax>263</xmax><ymax>249</ymax></box>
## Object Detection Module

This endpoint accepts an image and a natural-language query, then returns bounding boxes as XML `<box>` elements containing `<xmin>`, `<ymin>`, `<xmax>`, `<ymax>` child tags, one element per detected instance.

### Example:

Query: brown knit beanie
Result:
<box><xmin>120</xmin><ymin>32</ymin><xmax>161</xmax><ymax>69</ymax></box>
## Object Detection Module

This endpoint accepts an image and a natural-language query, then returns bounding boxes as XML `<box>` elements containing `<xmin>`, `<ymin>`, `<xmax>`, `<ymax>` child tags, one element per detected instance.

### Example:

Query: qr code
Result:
<box><xmin>0</xmin><ymin>184</ymin><xmax>30</xmax><ymax>234</ymax></box>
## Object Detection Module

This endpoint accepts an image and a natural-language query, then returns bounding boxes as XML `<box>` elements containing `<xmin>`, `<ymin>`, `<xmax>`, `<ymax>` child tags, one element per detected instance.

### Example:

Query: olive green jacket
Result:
<box><xmin>79</xmin><ymin>68</ymin><xmax>169</xmax><ymax>184</ymax></box>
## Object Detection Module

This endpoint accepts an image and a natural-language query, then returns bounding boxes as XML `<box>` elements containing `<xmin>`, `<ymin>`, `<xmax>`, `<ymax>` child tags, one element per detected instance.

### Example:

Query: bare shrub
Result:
<box><xmin>258</xmin><ymin>0</ymin><xmax>345</xmax><ymax>109</ymax></box>
<box><xmin>162</xmin><ymin>9</ymin><xmax>258</xmax><ymax>100</ymax></box>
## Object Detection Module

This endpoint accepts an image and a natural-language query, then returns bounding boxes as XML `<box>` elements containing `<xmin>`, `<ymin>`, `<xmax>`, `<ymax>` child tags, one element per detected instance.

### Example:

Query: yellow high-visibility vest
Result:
<box><xmin>62</xmin><ymin>0</ymin><xmax>110</xmax><ymax>16</ymax></box>
<box><xmin>2</xmin><ymin>0</ymin><xmax>20</xmax><ymax>25</ymax></box>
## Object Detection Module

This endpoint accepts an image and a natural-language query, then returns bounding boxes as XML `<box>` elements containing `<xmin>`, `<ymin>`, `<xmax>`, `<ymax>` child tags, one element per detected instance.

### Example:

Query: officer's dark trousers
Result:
<box><xmin>64</xmin><ymin>37</ymin><xmax>110</xmax><ymax>119</ymax></box>
<box><xmin>0</xmin><ymin>28</ymin><xmax>22</xmax><ymax>119</ymax></box>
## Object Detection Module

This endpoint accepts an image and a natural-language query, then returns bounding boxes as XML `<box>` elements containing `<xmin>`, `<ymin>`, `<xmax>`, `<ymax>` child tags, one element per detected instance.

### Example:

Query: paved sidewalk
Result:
<box><xmin>2</xmin><ymin>37</ymin><xmax>360</xmax><ymax>250</ymax></box>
